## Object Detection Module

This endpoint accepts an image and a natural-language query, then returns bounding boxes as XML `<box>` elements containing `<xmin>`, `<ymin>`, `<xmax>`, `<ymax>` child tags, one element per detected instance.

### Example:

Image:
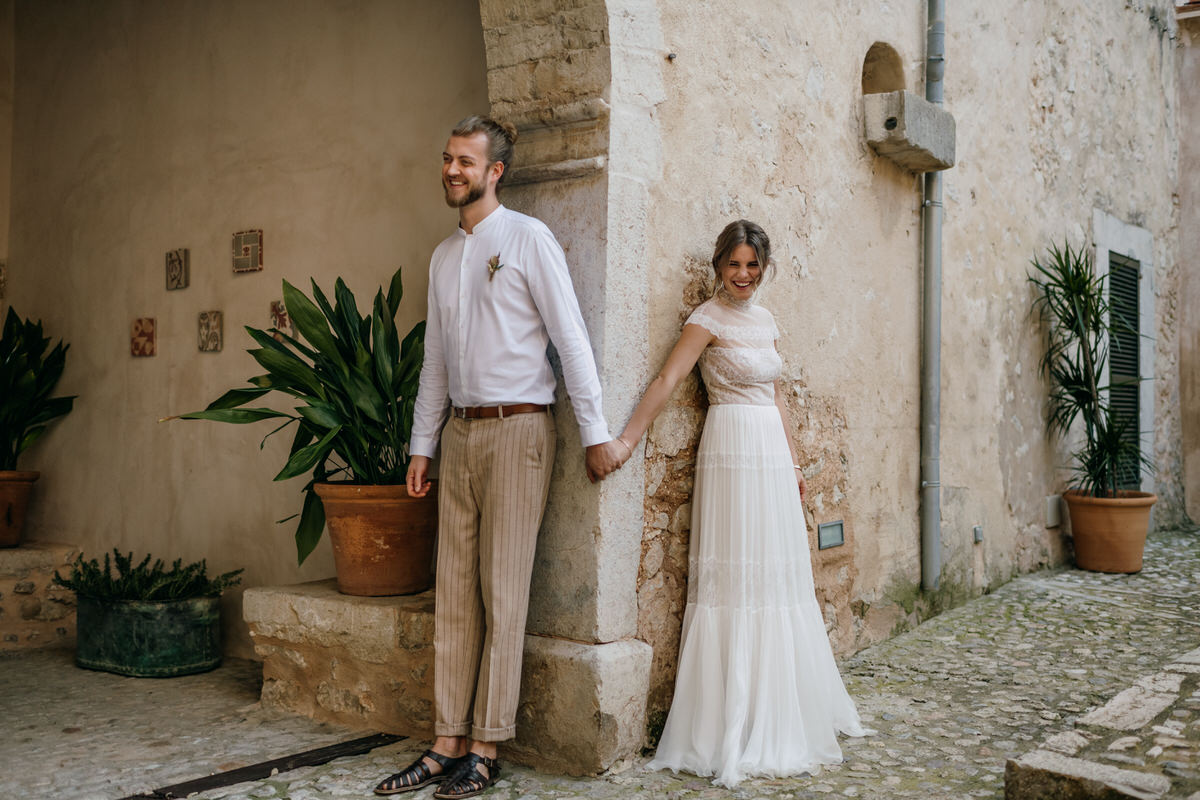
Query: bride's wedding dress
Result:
<box><xmin>646</xmin><ymin>293</ymin><xmax>867</xmax><ymax>788</ymax></box>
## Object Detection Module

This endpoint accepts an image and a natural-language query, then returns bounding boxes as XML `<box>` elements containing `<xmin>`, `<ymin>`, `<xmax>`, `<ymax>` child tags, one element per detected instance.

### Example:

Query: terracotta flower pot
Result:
<box><xmin>1062</xmin><ymin>489</ymin><xmax>1157</xmax><ymax>573</ymax></box>
<box><xmin>0</xmin><ymin>471</ymin><xmax>40</xmax><ymax>548</ymax></box>
<box><xmin>314</xmin><ymin>481</ymin><xmax>438</xmax><ymax>596</ymax></box>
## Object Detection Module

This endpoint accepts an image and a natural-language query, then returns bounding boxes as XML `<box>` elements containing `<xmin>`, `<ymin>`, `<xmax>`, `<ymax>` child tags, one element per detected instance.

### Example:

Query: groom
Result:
<box><xmin>372</xmin><ymin>116</ymin><xmax>625</xmax><ymax>798</ymax></box>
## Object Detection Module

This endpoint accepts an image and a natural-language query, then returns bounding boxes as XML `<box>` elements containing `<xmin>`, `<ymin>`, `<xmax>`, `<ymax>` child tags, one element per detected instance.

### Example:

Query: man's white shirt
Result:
<box><xmin>409</xmin><ymin>205</ymin><xmax>610</xmax><ymax>458</ymax></box>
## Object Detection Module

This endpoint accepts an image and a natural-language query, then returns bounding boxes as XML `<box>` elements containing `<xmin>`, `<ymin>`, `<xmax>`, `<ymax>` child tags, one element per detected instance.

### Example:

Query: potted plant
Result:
<box><xmin>1029</xmin><ymin>241</ymin><xmax>1156</xmax><ymax>573</ymax></box>
<box><xmin>167</xmin><ymin>268</ymin><xmax>433</xmax><ymax>596</ymax></box>
<box><xmin>53</xmin><ymin>550</ymin><xmax>243</xmax><ymax>677</ymax></box>
<box><xmin>0</xmin><ymin>308</ymin><xmax>75</xmax><ymax>547</ymax></box>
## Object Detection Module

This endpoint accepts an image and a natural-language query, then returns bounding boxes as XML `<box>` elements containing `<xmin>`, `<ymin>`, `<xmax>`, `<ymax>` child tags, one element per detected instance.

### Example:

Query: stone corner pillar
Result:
<box><xmin>476</xmin><ymin>0</ymin><xmax>666</xmax><ymax>772</ymax></box>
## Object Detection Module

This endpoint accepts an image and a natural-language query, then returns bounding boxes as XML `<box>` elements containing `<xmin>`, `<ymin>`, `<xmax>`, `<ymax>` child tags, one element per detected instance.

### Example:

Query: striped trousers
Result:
<box><xmin>433</xmin><ymin>411</ymin><xmax>556</xmax><ymax>742</ymax></box>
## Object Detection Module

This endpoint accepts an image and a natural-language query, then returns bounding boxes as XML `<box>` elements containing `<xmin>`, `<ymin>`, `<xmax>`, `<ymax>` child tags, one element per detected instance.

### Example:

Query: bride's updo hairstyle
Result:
<box><xmin>711</xmin><ymin>219</ymin><xmax>772</xmax><ymax>286</ymax></box>
<box><xmin>451</xmin><ymin>115</ymin><xmax>519</xmax><ymax>189</ymax></box>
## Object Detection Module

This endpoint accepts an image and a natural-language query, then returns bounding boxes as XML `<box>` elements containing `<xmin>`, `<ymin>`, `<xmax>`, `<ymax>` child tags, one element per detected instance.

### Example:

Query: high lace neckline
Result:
<box><xmin>715</xmin><ymin>285</ymin><xmax>754</xmax><ymax>310</ymax></box>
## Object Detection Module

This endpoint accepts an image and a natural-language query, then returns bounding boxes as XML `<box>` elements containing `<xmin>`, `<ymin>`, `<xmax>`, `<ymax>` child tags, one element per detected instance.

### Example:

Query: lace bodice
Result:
<box><xmin>686</xmin><ymin>295</ymin><xmax>781</xmax><ymax>406</ymax></box>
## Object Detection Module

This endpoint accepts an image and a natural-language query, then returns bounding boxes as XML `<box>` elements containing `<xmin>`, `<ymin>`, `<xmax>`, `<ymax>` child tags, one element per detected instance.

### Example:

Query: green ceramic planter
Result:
<box><xmin>75</xmin><ymin>595</ymin><xmax>222</xmax><ymax>677</ymax></box>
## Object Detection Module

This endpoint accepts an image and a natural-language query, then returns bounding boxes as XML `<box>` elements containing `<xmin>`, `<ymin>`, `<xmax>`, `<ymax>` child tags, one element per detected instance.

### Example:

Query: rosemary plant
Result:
<box><xmin>53</xmin><ymin>550</ymin><xmax>243</xmax><ymax>602</ymax></box>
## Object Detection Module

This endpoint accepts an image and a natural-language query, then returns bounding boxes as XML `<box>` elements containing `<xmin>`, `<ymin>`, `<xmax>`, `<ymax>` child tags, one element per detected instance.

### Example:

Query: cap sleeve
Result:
<box><xmin>685</xmin><ymin>302</ymin><xmax>724</xmax><ymax>338</ymax></box>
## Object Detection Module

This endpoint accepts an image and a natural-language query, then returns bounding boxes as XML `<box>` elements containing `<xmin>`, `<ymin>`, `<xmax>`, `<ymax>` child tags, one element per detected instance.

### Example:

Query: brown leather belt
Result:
<box><xmin>451</xmin><ymin>403</ymin><xmax>548</xmax><ymax>419</ymax></box>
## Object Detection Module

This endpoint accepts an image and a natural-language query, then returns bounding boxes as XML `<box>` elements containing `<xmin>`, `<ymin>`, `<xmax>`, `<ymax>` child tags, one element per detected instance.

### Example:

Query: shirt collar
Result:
<box><xmin>456</xmin><ymin>204</ymin><xmax>506</xmax><ymax>237</ymax></box>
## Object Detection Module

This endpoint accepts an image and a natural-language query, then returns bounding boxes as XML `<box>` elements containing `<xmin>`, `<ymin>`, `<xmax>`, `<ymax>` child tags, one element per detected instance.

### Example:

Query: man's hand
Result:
<box><xmin>796</xmin><ymin>467</ymin><xmax>807</xmax><ymax>505</ymax></box>
<box><xmin>585</xmin><ymin>440</ymin><xmax>628</xmax><ymax>483</ymax></box>
<box><xmin>407</xmin><ymin>455</ymin><xmax>433</xmax><ymax>497</ymax></box>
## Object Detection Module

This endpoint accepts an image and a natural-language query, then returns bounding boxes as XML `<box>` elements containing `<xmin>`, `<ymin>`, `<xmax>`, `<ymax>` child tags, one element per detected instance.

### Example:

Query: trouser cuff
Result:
<box><xmin>471</xmin><ymin>723</ymin><xmax>516</xmax><ymax>743</ymax></box>
<box><xmin>434</xmin><ymin>722</ymin><xmax>472</xmax><ymax>738</ymax></box>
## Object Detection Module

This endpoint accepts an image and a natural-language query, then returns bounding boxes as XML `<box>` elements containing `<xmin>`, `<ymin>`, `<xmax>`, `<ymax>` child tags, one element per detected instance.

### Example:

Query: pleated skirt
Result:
<box><xmin>646</xmin><ymin>404</ymin><xmax>867</xmax><ymax>787</ymax></box>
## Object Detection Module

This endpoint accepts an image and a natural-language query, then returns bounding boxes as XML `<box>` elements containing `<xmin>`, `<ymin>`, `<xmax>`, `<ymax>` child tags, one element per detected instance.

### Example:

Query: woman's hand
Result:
<box><xmin>795</xmin><ymin>466</ymin><xmax>807</xmax><ymax>505</ymax></box>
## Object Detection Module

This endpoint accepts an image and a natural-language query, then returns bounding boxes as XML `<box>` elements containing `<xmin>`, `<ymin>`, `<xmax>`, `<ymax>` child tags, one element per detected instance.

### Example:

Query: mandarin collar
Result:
<box><xmin>456</xmin><ymin>204</ymin><xmax>506</xmax><ymax>237</ymax></box>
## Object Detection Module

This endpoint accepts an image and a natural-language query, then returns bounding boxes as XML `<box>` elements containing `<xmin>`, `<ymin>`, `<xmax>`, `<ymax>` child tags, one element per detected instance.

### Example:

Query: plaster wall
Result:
<box><xmin>636</xmin><ymin>0</ymin><xmax>1185</xmax><ymax>715</ymax></box>
<box><xmin>6</xmin><ymin>0</ymin><xmax>489</xmax><ymax>657</ymax></box>
<box><xmin>1180</xmin><ymin>17</ymin><xmax>1200</xmax><ymax>524</ymax></box>
<box><xmin>0</xmin><ymin>0</ymin><xmax>11</xmax><ymax>267</ymax></box>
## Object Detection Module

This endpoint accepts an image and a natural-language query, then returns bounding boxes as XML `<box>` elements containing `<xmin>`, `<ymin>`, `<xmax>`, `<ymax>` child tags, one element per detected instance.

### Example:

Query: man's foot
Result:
<box><xmin>373</xmin><ymin>749</ymin><xmax>465</xmax><ymax>795</ymax></box>
<box><xmin>432</xmin><ymin>753</ymin><xmax>501</xmax><ymax>799</ymax></box>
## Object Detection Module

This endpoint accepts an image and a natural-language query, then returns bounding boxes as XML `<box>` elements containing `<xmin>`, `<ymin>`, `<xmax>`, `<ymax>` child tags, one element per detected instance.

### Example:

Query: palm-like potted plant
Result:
<box><xmin>1029</xmin><ymin>241</ymin><xmax>1156</xmax><ymax>572</ymax></box>
<box><xmin>168</xmin><ymin>268</ymin><xmax>432</xmax><ymax>595</ymax></box>
<box><xmin>0</xmin><ymin>308</ymin><xmax>75</xmax><ymax>547</ymax></box>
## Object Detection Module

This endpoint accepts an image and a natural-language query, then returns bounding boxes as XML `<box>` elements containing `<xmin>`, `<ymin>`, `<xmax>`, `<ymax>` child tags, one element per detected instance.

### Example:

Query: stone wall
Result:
<box><xmin>634</xmin><ymin>0</ymin><xmax>1186</xmax><ymax>719</ymax></box>
<box><xmin>5</xmin><ymin>0</ymin><xmax>489</xmax><ymax>658</ymax></box>
<box><xmin>0</xmin><ymin>543</ymin><xmax>78</xmax><ymax>649</ymax></box>
<box><xmin>1179</xmin><ymin>14</ymin><xmax>1200</xmax><ymax>524</ymax></box>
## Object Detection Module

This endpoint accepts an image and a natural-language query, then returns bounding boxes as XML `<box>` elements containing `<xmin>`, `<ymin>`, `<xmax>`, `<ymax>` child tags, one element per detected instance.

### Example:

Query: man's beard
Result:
<box><xmin>443</xmin><ymin>176</ymin><xmax>487</xmax><ymax>209</ymax></box>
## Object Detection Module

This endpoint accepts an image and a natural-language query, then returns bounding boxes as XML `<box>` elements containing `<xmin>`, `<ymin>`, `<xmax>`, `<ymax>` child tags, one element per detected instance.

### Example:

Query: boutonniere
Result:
<box><xmin>487</xmin><ymin>254</ymin><xmax>504</xmax><ymax>282</ymax></box>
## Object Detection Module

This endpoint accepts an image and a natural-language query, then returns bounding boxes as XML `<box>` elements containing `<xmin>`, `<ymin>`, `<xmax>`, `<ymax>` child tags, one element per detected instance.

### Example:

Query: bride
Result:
<box><xmin>613</xmin><ymin>220</ymin><xmax>867</xmax><ymax>787</ymax></box>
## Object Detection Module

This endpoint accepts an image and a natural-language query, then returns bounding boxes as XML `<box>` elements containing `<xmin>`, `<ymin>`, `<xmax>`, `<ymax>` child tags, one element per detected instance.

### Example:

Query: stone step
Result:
<box><xmin>243</xmin><ymin>580</ymin><xmax>652</xmax><ymax>775</ymax></box>
<box><xmin>1006</xmin><ymin>646</ymin><xmax>1200</xmax><ymax>799</ymax></box>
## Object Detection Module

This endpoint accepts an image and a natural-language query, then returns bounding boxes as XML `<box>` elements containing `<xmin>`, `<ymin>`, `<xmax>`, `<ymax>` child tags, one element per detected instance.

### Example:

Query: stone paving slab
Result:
<box><xmin>1</xmin><ymin>526</ymin><xmax>1197</xmax><ymax>800</ymax></box>
<box><xmin>0</xmin><ymin>650</ymin><xmax>350</xmax><ymax>800</ymax></box>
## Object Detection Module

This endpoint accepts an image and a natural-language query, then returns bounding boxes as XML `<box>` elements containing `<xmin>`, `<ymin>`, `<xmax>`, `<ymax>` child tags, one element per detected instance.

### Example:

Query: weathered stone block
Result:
<box><xmin>1006</xmin><ymin>749</ymin><xmax>1170</xmax><ymax>799</ymax></box>
<box><xmin>506</xmin><ymin>636</ymin><xmax>652</xmax><ymax>775</ymax></box>
<box><xmin>864</xmin><ymin>90</ymin><xmax>956</xmax><ymax>173</ymax></box>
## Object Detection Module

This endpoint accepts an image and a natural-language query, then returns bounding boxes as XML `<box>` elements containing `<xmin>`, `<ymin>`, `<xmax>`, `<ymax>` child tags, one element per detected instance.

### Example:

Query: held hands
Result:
<box><xmin>795</xmin><ymin>466</ymin><xmax>807</xmax><ymax>505</ymax></box>
<box><xmin>585</xmin><ymin>438</ymin><xmax>634</xmax><ymax>483</ymax></box>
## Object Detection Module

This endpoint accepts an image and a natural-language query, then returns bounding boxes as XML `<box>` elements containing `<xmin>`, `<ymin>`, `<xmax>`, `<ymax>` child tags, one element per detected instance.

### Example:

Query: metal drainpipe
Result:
<box><xmin>920</xmin><ymin>0</ymin><xmax>945</xmax><ymax>593</ymax></box>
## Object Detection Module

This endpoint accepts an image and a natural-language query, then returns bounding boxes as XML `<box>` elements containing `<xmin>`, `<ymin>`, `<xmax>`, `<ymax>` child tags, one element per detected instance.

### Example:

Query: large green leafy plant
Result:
<box><xmin>1028</xmin><ymin>242</ymin><xmax>1151</xmax><ymax>497</ymax></box>
<box><xmin>0</xmin><ymin>308</ymin><xmax>75</xmax><ymax>470</ymax></box>
<box><xmin>53</xmin><ymin>550</ymin><xmax>243</xmax><ymax>602</ymax></box>
<box><xmin>172</xmin><ymin>268</ymin><xmax>424</xmax><ymax>564</ymax></box>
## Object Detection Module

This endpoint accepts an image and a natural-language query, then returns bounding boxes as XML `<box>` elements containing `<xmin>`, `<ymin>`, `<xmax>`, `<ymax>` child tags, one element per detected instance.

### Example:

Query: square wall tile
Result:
<box><xmin>198</xmin><ymin>311</ymin><xmax>222</xmax><ymax>352</ymax></box>
<box><xmin>166</xmin><ymin>249</ymin><xmax>189</xmax><ymax>290</ymax></box>
<box><xmin>270</xmin><ymin>300</ymin><xmax>294</xmax><ymax>341</ymax></box>
<box><xmin>233</xmin><ymin>229</ymin><xmax>263</xmax><ymax>273</ymax></box>
<box><xmin>131</xmin><ymin>318</ymin><xmax>156</xmax><ymax>357</ymax></box>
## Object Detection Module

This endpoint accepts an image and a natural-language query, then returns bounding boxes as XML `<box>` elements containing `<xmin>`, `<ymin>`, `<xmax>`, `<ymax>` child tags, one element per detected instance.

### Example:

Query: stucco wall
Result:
<box><xmin>1180</xmin><ymin>16</ymin><xmax>1200</xmax><ymax>524</ymax></box>
<box><xmin>635</xmin><ymin>0</ymin><xmax>1185</xmax><ymax>716</ymax></box>
<box><xmin>0</xmin><ymin>0</ymin><xmax>11</xmax><ymax>266</ymax></box>
<box><xmin>6</xmin><ymin>0</ymin><xmax>489</xmax><ymax>657</ymax></box>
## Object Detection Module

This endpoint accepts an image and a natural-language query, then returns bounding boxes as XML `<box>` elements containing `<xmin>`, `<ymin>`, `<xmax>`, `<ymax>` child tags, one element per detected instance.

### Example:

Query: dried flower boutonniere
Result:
<box><xmin>487</xmin><ymin>254</ymin><xmax>504</xmax><ymax>282</ymax></box>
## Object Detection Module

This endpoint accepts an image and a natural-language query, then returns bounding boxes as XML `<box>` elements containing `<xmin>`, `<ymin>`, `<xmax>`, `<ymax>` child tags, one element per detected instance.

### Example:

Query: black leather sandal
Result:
<box><xmin>374</xmin><ymin>749</ymin><xmax>464</xmax><ymax>795</ymax></box>
<box><xmin>432</xmin><ymin>752</ymin><xmax>501</xmax><ymax>799</ymax></box>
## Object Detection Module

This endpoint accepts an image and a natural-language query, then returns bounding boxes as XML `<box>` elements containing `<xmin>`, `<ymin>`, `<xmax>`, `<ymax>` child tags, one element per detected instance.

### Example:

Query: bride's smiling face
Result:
<box><xmin>719</xmin><ymin>243</ymin><xmax>762</xmax><ymax>301</ymax></box>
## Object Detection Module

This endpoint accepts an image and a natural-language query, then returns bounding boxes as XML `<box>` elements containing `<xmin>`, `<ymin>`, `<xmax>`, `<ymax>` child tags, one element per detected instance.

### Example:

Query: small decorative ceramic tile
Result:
<box><xmin>269</xmin><ymin>300</ymin><xmax>294</xmax><ymax>341</ymax></box>
<box><xmin>166</xmin><ymin>248</ymin><xmax>189</xmax><ymax>290</ymax></box>
<box><xmin>198</xmin><ymin>311</ymin><xmax>223</xmax><ymax>352</ymax></box>
<box><xmin>233</xmin><ymin>229</ymin><xmax>264</xmax><ymax>273</ymax></box>
<box><xmin>131</xmin><ymin>318</ymin><xmax>156</xmax><ymax>357</ymax></box>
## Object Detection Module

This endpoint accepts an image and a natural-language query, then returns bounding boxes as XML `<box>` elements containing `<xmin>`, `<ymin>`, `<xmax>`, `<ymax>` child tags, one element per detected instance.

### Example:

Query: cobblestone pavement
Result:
<box><xmin>2</xmin><ymin>526</ymin><xmax>1197</xmax><ymax>800</ymax></box>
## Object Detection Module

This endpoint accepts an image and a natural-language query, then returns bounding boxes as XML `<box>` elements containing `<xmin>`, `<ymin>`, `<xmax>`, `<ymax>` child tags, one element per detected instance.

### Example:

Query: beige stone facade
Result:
<box><xmin>0</xmin><ymin>0</ymin><xmax>1193</xmax><ymax>774</ymax></box>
